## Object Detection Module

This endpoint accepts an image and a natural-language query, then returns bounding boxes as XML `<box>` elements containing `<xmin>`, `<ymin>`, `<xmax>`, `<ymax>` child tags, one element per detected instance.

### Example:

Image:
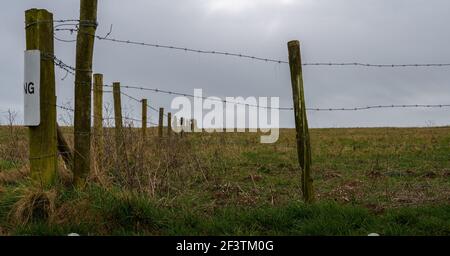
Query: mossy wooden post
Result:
<box><xmin>288</xmin><ymin>40</ymin><xmax>314</xmax><ymax>203</ymax></box>
<box><xmin>141</xmin><ymin>99</ymin><xmax>148</xmax><ymax>141</ymax></box>
<box><xmin>167</xmin><ymin>112</ymin><xmax>172</xmax><ymax>137</ymax></box>
<box><xmin>74</xmin><ymin>0</ymin><xmax>98</xmax><ymax>186</ymax></box>
<box><xmin>113</xmin><ymin>82</ymin><xmax>125</xmax><ymax>163</ymax></box>
<box><xmin>158</xmin><ymin>108</ymin><xmax>164</xmax><ymax>138</ymax></box>
<box><xmin>25</xmin><ymin>9</ymin><xmax>57</xmax><ymax>186</ymax></box>
<box><xmin>93</xmin><ymin>73</ymin><xmax>104</xmax><ymax>172</ymax></box>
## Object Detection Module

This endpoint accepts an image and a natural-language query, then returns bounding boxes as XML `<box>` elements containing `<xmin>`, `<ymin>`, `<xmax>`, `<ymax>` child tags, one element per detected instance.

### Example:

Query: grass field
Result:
<box><xmin>0</xmin><ymin>126</ymin><xmax>449</xmax><ymax>235</ymax></box>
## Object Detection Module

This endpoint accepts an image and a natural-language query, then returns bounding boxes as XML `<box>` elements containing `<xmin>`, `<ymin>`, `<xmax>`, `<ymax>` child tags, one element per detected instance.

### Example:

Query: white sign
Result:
<box><xmin>24</xmin><ymin>50</ymin><xmax>40</xmax><ymax>126</ymax></box>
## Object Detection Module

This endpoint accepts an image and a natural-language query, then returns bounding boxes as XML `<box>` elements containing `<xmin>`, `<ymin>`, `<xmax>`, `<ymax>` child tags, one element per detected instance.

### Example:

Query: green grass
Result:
<box><xmin>0</xmin><ymin>126</ymin><xmax>449</xmax><ymax>235</ymax></box>
<box><xmin>1</xmin><ymin>184</ymin><xmax>449</xmax><ymax>236</ymax></box>
<box><xmin>0</xmin><ymin>160</ymin><xmax>16</xmax><ymax>171</ymax></box>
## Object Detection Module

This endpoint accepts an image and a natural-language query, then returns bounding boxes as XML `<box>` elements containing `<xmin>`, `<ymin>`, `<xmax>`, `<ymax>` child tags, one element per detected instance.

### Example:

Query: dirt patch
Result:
<box><xmin>367</xmin><ymin>170</ymin><xmax>383</xmax><ymax>179</ymax></box>
<box><xmin>328</xmin><ymin>180</ymin><xmax>364</xmax><ymax>202</ymax></box>
<box><xmin>244</xmin><ymin>174</ymin><xmax>263</xmax><ymax>182</ymax></box>
<box><xmin>322</xmin><ymin>170</ymin><xmax>342</xmax><ymax>180</ymax></box>
<box><xmin>422</xmin><ymin>171</ymin><xmax>438</xmax><ymax>179</ymax></box>
<box><xmin>364</xmin><ymin>203</ymin><xmax>386</xmax><ymax>215</ymax></box>
<box><xmin>442</xmin><ymin>170</ymin><xmax>450</xmax><ymax>178</ymax></box>
<box><xmin>211</xmin><ymin>183</ymin><xmax>260</xmax><ymax>206</ymax></box>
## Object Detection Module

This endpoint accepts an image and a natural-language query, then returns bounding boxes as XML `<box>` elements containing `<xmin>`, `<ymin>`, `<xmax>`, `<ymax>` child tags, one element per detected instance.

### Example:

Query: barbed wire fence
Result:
<box><xmin>54</xmin><ymin>24</ymin><xmax>450</xmax><ymax>67</ymax></box>
<box><xmin>17</xmin><ymin>19</ymin><xmax>448</xmax><ymax>109</ymax></box>
<box><xmin>46</xmin><ymin>55</ymin><xmax>450</xmax><ymax>128</ymax></box>
<box><xmin>13</xmin><ymin>16</ymin><xmax>450</xmax><ymax>192</ymax></box>
<box><xmin>48</xmin><ymin>20</ymin><xmax>450</xmax><ymax>123</ymax></box>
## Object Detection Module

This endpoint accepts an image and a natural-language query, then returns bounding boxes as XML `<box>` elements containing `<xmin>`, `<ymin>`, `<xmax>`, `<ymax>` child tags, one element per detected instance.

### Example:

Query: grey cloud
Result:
<box><xmin>1</xmin><ymin>0</ymin><xmax>449</xmax><ymax>127</ymax></box>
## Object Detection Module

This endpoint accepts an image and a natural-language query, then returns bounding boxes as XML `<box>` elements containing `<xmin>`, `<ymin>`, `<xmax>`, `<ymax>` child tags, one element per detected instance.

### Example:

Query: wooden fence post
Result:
<box><xmin>93</xmin><ymin>73</ymin><xmax>104</xmax><ymax>172</ymax></box>
<box><xmin>174</xmin><ymin>117</ymin><xmax>178</xmax><ymax>136</ymax></box>
<box><xmin>287</xmin><ymin>40</ymin><xmax>314</xmax><ymax>203</ymax></box>
<box><xmin>180</xmin><ymin>117</ymin><xmax>184</xmax><ymax>138</ymax></box>
<box><xmin>73</xmin><ymin>0</ymin><xmax>98</xmax><ymax>186</ymax></box>
<box><xmin>25</xmin><ymin>9</ymin><xmax>57</xmax><ymax>186</ymax></box>
<box><xmin>141</xmin><ymin>99</ymin><xmax>148</xmax><ymax>141</ymax></box>
<box><xmin>113</xmin><ymin>82</ymin><xmax>126</xmax><ymax>164</ymax></box>
<box><xmin>158</xmin><ymin>108</ymin><xmax>164</xmax><ymax>138</ymax></box>
<box><xmin>167</xmin><ymin>112</ymin><xmax>172</xmax><ymax>137</ymax></box>
<box><xmin>190</xmin><ymin>119</ymin><xmax>195</xmax><ymax>133</ymax></box>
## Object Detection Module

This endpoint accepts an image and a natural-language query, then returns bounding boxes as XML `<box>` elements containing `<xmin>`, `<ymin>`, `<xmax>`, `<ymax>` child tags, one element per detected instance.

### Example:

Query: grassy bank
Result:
<box><xmin>0</xmin><ymin>126</ymin><xmax>449</xmax><ymax>235</ymax></box>
<box><xmin>0</xmin><ymin>184</ymin><xmax>449</xmax><ymax>236</ymax></box>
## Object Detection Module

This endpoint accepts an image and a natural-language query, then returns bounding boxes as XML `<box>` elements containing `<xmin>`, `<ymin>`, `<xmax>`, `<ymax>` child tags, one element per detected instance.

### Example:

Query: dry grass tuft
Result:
<box><xmin>0</xmin><ymin>166</ymin><xmax>30</xmax><ymax>185</ymax></box>
<box><xmin>0</xmin><ymin>225</ymin><xmax>8</xmax><ymax>235</ymax></box>
<box><xmin>9</xmin><ymin>187</ymin><xmax>57</xmax><ymax>225</ymax></box>
<box><xmin>57</xmin><ymin>159</ymin><xmax>73</xmax><ymax>187</ymax></box>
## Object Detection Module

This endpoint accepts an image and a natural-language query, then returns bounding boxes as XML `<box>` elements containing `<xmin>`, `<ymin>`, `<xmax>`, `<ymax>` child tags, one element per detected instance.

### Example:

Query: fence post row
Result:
<box><xmin>25</xmin><ymin>9</ymin><xmax>58</xmax><ymax>187</ymax></box>
<box><xmin>25</xmin><ymin>10</ymin><xmax>314</xmax><ymax>199</ymax></box>
<box><xmin>158</xmin><ymin>108</ymin><xmax>164</xmax><ymax>138</ymax></box>
<box><xmin>93</xmin><ymin>73</ymin><xmax>104</xmax><ymax>172</ymax></box>
<box><xmin>287</xmin><ymin>40</ymin><xmax>314</xmax><ymax>203</ymax></box>
<box><xmin>73</xmin><ymin>0</ymin><xmax>98</xmax><ymax>186</ymax></box>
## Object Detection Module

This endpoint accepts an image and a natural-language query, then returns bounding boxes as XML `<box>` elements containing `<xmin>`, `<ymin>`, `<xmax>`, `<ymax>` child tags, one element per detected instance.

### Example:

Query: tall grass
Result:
<box><xmin>0</xmin><ymin>120</ymin><xmax>449</xmax><ymax>235</ymax></box>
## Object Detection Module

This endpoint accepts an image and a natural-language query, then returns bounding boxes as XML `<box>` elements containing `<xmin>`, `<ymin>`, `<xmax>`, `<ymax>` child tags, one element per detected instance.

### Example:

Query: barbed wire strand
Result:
<box><xmin>103</xmin><ymin>84</ymin><xmax>450</xmax><ymax>112</ymax></box>
<box><xmin>25</xmin><ymin>19</ymin><xmax>97</xmax><ymax>29</ymax></box>
<box><xmin>53</xmin><ymin>28</ymin><xmax>450</xmax><ymax>68</ymax></box>
<box><xmin>119</xmin><ymin>91</ymin><xmax>168</xmax><ymax>118</ymax></box>
<box><xmin>54</xmin><ymin>102</ymin><xmax>157</xmax><ymax>126</ymax></box>
<box><xmin>75</xmin><ymin>31</ymin><xmax>450</xmax><ymax>67</ymax></box>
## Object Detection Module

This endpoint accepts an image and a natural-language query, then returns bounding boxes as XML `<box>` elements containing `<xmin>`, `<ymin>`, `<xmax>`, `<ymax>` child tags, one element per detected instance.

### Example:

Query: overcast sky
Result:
<box><xmin>1</xmin><ymin>0</ymin><xmax>449</xmax><ymax>128</ymax></box>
